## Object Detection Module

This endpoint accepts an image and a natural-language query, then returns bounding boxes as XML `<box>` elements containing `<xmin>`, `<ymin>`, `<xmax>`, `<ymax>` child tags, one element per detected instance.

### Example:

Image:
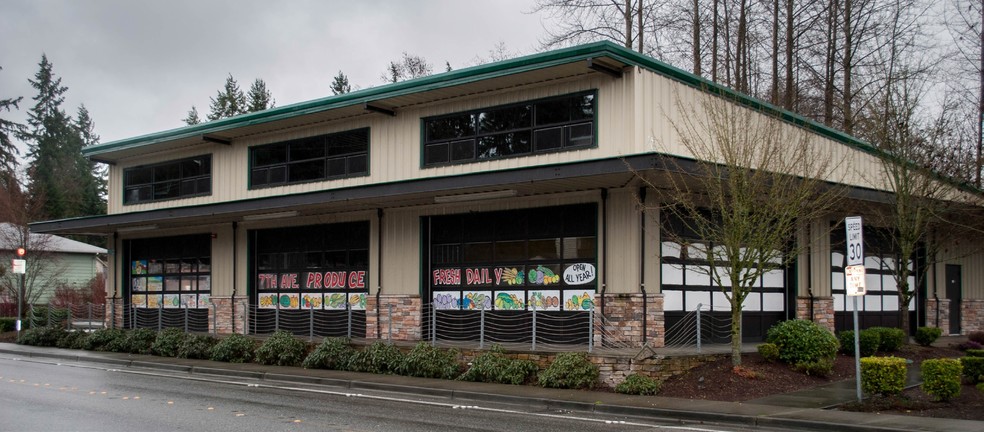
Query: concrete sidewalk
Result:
<box><xmin>0</xmin><ymin>342</ymin><xmax>979</xmax><ymax>432</ymax></box>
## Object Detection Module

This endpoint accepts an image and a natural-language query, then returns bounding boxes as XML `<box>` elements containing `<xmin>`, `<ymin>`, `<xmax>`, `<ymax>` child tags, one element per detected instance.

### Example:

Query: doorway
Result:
<box><xmin>945</xmin><ymin>264</ymin><xmax>961</xmax><ymax>335</ymax></box>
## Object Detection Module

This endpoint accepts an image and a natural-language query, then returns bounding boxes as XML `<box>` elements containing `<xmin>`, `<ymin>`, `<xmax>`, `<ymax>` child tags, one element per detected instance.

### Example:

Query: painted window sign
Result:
<box><xmin>461</xmin><ymin>291</ymin><xmax>492</xmax><ymax>310</ymax></box>
<box><xmin>529</xmin><ymin>290</ymin><xmax>561</xmax><ymax>310</ymax></box>
<box><xmin>564</xmin><ymin>291</ymin><xmax>595</xmax><ymax>311</ymax></box>
<box><xmin>494</xmin><ymin>291</ymin><xmax>526</xmax><ymax>310</ymax></box>
<box><xmin>257</xmin><ymin>270</ymin><xmax>367</xmax><ymax>290</ymax></box>
<box><xmin>563</xmin><ymin>263</ymin><xmax>596</xmax><ymax>285</ymax></box>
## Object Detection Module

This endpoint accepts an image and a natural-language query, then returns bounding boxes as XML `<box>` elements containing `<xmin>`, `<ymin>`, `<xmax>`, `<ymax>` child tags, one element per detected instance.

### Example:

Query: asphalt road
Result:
<box><xmin>0</xmin><ymin>356</ymin><xmax>758</xmax><ymax>432</ymax></box>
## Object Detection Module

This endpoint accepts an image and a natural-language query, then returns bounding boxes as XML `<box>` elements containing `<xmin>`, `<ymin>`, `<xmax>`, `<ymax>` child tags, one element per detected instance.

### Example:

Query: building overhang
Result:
<box><xmin>30</xmin><ymin>153</ymin><xmax>897</xmax><ymax>236</ymax></box>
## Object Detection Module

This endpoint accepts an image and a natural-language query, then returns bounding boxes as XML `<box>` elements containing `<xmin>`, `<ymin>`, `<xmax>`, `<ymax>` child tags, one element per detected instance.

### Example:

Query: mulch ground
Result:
<box><xmin>658</xmin><ymin>343</ymin><xmax>982</xmax><ymax>421</ymax></box>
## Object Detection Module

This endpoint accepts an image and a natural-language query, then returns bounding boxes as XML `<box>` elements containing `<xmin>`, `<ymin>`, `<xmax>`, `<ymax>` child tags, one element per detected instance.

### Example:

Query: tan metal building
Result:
<box><xmin>31</xmin><ymin>42</ymin><xmax>984</xmax><ymax>346</ymax></box>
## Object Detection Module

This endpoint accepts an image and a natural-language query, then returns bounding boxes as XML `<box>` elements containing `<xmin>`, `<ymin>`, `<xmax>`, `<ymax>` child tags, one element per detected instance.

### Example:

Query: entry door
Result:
<box><xmin>946</xmin><ymin>264</ymin><xmax>961</xmax><ymax>335</ymax></box>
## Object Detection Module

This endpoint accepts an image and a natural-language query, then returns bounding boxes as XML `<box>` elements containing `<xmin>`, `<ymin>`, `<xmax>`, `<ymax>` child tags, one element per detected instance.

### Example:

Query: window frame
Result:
<box><xmin>123</xmin><ymin>155</ymin><xmax>212</xmax><ymax>205</ymax></box>
<box><xmin>249</xmin><ymin>127</ymin><xmax>370</xmax><ymax>189</ymax></box>
<box><xmin>421</xmin><ymin>90</ymin><xmax>598</xmax><ymax>168</ymax></box>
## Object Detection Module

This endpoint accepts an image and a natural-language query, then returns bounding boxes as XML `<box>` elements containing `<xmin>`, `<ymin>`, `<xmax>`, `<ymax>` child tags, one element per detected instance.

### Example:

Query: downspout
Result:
<box><xmin>113</xmin><ymin>232</ymin><xmax>119</xmax><ymax>328</ymax></box>
<box><xmin>639</xmin><ymin>187</ymin><xmax>647</xmax><ymax>343</ymax></box>
<box><xmin>933</xmin><ymin>259</ymin><xmax>940</xmax><ymax>328</ymax></box>
<box><xmin>807</xmin><ymin>222</ymin><xmax>814</xmax><ymax>321</ymax></box>
<box><xmin>231</xmin><ymin>222</ymin><xmax>238</xmax><ymax>333</ymax></box>
<box><xmin>600</xmin><ymin>189</ymin><xmax>608</xmax><ymax>319</ymax></box>
<box><xmin>376</xmin><ymin>208</ymin><xmax>384</xmax><ymax>339</ymax></box>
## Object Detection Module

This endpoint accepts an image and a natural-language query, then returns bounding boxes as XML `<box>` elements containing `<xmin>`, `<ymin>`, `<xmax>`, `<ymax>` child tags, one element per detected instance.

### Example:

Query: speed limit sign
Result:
<box><xmin>845</xmin><ymin>216</ymin><xmax>863</xmax><ymax>266</ymax></box>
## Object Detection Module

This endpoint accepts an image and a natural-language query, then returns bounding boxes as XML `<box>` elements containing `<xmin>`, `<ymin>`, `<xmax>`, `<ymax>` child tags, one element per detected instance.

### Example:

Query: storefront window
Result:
<box><xmin>126</xmin><ymin>234</ymin><xmax>212</xmax><ymax>311</ymax></box>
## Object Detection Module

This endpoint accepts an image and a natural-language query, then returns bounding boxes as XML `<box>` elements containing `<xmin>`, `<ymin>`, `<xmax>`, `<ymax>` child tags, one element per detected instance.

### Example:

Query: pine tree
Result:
<box><xmin>73</xmin><ymin>105</ymin><xmax>106</xmax><ymax>216</ymax></box>
<box><xmin>183</xmin><ymin>106</ymin><xmax>201</xmax><ymax>125</ymax></box>
<box><xmin>330</xmin><ymin>71</ymin><xmax>352</xmax><ymax>95</ymax></box>
<box><xmin>22</xmin><ymin>54</ymin><xmax>75</xmax><ymax>220</ymax></box>
<box><xmin>0</xmin><ymin>66</ymin><xmax>25</xmax><ymax>179</ymax></box>
<box><xmin>207</xmin><ymin>74</ymin><xmax>246</xmax><ymax>121</ymax></box>
<box><xmin>246</xmin><ymin>79</ymin><xmax>274</xmax><ymax>112</ymax></box>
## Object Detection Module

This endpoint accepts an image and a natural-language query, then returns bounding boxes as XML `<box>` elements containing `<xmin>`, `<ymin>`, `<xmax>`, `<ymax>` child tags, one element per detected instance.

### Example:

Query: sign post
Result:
<box><xmin>13</xmin><ymin>247</ymin><xmax>26</xmax><ymax>338</ymax></box>
<box><xmin>845</xmin><ymin>216</ymin><xmax>865</xmax><ymax>402</ymax></box>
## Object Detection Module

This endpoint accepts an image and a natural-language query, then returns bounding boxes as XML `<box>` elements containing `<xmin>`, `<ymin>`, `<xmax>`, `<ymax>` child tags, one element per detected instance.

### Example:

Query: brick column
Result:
<box><xmin>796</xmin><ymin>296</ymin><xmax>834</xmax><ymax>333</ymax></box>
<box><xmin>595</xmin><ymin>293</ymin><xmax>663</xmax><ymax>348</ymax></box>
<box><xmin>106</xmin><ymin>297</ymin><xmax>126</xmax><ymax>329</ymax></box>
<box><xmin>208</xmin><ymin>297</ymin><xmax>236</xmax><ymax>334</ymax></box>
<box><xmin>924</xmin><ymin>298</ymin><xmax>949</xmax><ymax>335</ymax></box>
<box><xmin>963</xmin><ymin>299</ymin><xmax>984</xmax><ymax>334</ymax></box>
<box><xmin>371</xmin><ymin>295</ymin><xmax>421</xmax><ymax>341</ymax></box>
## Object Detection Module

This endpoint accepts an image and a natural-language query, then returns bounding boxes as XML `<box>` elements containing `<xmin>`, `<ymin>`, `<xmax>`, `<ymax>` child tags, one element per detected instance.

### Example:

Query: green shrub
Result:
<box><xmin>254</xmin><ymin>331</ymin><xmax>308</xmax><ymax>367</ymax></box>
<box><xmin>458</xmin><ymin>344</ymin><xmax>539</xmax><ymax>385</ymax></box>
<box><xmin>860</xmin><ymin>356</ymin><xmax>907</xmax><ymax>396</ymax></box>
<box><xmin>615</xmin><ymin>373</ymin><xmax>661</xmax><ymax>395</ymax></box>
<box><xmin>151</xmin><ymin>328</ymin><xmax>188</xmax><ymax>357</ymax></box>
<box><xmin>966</xmin><ymin>349</ymin><xmax>984</xmax><ymax>358</ymax></box>
<box><xmin>960</xmin><ymin>357</ymin><xmax>984</xmax><ymax>383</ymax></box>
<box><xmin>869</xmin><ymin>327</ymin><xmax>906</xmax><ymax>352</ymax></box>
<box><xmin>120</xmin><ymin>328</ymin><xmax>158</xmax><ymax>354</ymax></box>
<box><xmin>914</xmin><ymin>327</ymin><xmax>942</xmax><ymax>347</ymax></box>
<box><xmin>348</xmin><ymin>341</ymin><xmax>404</xmax><ymax>374</ymax></box>
<box><xmin>538</xmin><ymin>352</ymin><xmax>599</xmax><ymax>389</ymax></box>
<box><xmin>793</xmin><ymin>357</ymin><xmax>835</xmax><ymax>377</ymax></box>
<box><xmin>0</xmin><ymin>317</ymin><xmax>16</xmax><ymax>332</ymax></box>
<box><xmin>177</xmin><ymin>334</ymin><xmax>217</xmax><ymax>359</ymax></box>
<box><xmin>209</xmin><ymin>334</ymin><xmax>256</xmax><ymax>363</ymax></box>
<box><xmin>398</xmin><ymin>342</ymin><xmax>462</xmax><ymax>380</ymax></box>
<box><xmin>766</xmin><ymin>320</ymin><xmax>839</xmax><ymax>365</ymax></box>
<box><xmin>84</xmin><ymin>328</ymin><xmax>125</xmax><ymax>351</ymax></box>
<box><xmin>303</xmin><ymin>337</ymin><xmax>355</xmax><ymax>370</ymax></box>
<box><xmin>56</xmin><ymin>330</ymin><xmax>89</xmax><ymax>349</ymax></box>
<box><xmin>17</xmin><ymin>326</ymin><xmax>65</xmax><ymax>347</ymax></box>
<box><xmin>839</xmin><ymin>330</ymin><xmax>881</xmax><ymax>357</ymax></box>
<box><xmin>921</xmin><ymin>358</ymin><xmax>962</xmax><ymax>402</ymax></box>
<box><xmin>757</xmin><ymin>343</ymin><xmax>779</xmax><ymax>363</ymax></box>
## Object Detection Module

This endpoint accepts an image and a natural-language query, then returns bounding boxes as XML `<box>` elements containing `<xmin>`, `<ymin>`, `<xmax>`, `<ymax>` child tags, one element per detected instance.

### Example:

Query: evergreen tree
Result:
<box><xmin>330</xmin><ymin>71</ymin><xmax>352</xmax><ymax>95</ymax></box>
<box><xmin>246</xmin><ymin>79</ymin><xmax>274</xmax><ymax>112</ymax></box>
<box><xmin>73</xmin><ymin>104</ymin><xmax>106</xmax><ymax>216</ymax></box>
<box><xmin>183</xmin><ymin>106</ymin><xmax>201</xmax><ymax>125</ymax></box>
<box><xmin>0</xmin><ymin>66</ymin><xmax>25</xmax><ymax>179</ymax></box>
<box><xmin>21</xmin><ymin>54</ymin><xmax>76</xmax><ymax>220</ymax></box>
<box><xmin>206</xmin><ymin>74</ymin><xmax>246</xmax><ymax>121</ymax></box>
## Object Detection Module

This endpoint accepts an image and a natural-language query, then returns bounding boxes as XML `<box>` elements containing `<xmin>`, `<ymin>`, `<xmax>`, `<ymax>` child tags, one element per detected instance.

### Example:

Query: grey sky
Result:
<box><xmin>0</xmin><ymin>0</ymin><xmax>548</xmax><ymax>162</ymax></box>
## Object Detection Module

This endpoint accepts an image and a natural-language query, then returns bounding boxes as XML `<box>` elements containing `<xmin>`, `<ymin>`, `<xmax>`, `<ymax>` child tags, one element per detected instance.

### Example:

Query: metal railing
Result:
<box><xmin>660</xmin><ymin>303</ymin><xmax>734</xmax><ymax>355</ymax></box>
<box><xmin>26</xmin><ymin>303</ymin><xmax>107</xmax><ymax>331</ymax></box>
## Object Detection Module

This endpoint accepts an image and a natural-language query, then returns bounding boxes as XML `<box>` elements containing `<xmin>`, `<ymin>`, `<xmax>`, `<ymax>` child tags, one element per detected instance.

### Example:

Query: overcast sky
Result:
<box><xmin>0</xmin><ymin>0</ymin><xmax>550</xmax><ymax>163</ymax></box>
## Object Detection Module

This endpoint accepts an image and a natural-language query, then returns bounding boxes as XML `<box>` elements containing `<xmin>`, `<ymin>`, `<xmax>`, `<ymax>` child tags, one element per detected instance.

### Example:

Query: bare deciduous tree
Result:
<box><xmin>637</xmin><ymin>90</ymin><xmax>844</xmax><ymax>365</ymax></box>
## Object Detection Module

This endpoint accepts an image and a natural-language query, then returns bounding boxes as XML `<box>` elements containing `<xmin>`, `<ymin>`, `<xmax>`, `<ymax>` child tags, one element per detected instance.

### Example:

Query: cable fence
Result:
<box><xmin>25</xmin><ymin>303</ymin><xmax>107</xmax><ymax>331</ymax></box>
<box><xmin>245</xmin><ymin>305</ymin><xmax>366</xmax><ymax>340</ymax></box>
<box><xmin>660</xmin><ymin>303</ymin><xmax>734</xmax><ymax>356</ymax></box>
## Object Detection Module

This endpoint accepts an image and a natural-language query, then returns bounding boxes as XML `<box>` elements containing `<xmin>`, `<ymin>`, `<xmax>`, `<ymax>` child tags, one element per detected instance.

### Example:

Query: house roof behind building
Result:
<box><xmin>0</xmin><ymin>223</ymin><xmax>107</xmax><ymax>254</ymax></box>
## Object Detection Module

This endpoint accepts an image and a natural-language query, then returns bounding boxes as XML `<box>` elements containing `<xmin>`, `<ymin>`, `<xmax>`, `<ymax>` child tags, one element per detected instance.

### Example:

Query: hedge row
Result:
<box><xmin>15</xmin><ymin>327</ymin><xmax>604</xmax><ymax>390</ymax></box>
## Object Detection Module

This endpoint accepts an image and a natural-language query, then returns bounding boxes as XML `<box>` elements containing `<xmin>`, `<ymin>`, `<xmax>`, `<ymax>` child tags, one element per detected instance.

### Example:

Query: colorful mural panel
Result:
<box><xmin>162</xmin><ymin>294</ymin><xmax>180</xmax><ymax>308</ymax></box>
<box><xmin>528</xmin><ymin>290</ymin><xmax>561</xmax><ymax>311</ymax></box>
<box><xmin>563</xmin><ymin>263</ymin><xmax>596</xmax><ymax>285</ymax></box>
<box><xmin>301</xmin><ymin>293</ymin><xmax>323</xmax><ymax>309</ymax></box>
<box><xmin>349</xmin><ymin>293</ymin><xmax>367</xmax><ymax>310</ymax></box>
<box><xmin>259</xmin><ymin>293</ymin><xmax>278</xmax><ymax>309</ymax></box>
<box><xmin>461</xmin><ymin>291</ymin><xmax>492</xmax><ymax>310</ymax></box>
<box><xmin>433</xmin><ymin>291</ymin><xmax>461</xmax><ymax>310</ymax></box>
<box><xmin>494</xmin><ymin>291</ymin><xmax>526</xmax><ymax>310</ymax></box>
<box><xmin>563</xmin><ymin>291</ymin><xmax>595</xmax><ymax>311</ymax></box>
<box><xmin>324</xmin><ymin>293</ymin><xmax>347</xmax><ymax>310</ymax></box>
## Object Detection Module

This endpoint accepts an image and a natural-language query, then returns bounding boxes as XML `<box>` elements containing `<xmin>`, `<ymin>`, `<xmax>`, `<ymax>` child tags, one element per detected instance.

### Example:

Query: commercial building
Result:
<box><xmin>31</xmin><ymin>42</ymin><xmax>984</xmax><ymax>345</ymax></box>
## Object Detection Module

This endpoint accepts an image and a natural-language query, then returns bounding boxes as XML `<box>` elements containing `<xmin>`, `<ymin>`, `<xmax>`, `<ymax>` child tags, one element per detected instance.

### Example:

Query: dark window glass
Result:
<box><xmin>423</xmin><ymin>92</ymin><xmax>595</xmax><ymax>166</ymax></box>
<box><xmin>528</xmin><ymin>239</ymin><xmax>561</xmax><ymax>260</ymax></box>
<box><xmin>424</xmin><ymin>143</ymin><xmax>449</xmax><ymax>165</ymax></box>
<box><xmin>495</xmin><ymin>240</ymin><xmax>526</xmax><ymax>262</ymax></box>
<box><xmin>253</xmin><ymin>143</ymin><xmax>287</xmax><ymax>166</ymax></box>
<box><xmin>450</xmin><ymin>139</ymin><xmax>476</xmax><ymax>161</ymax></box>
<box><xmin>426</xmin><ymin>114</ymin><xmax>475</xmax><ymax>141</ymax></box>
<box><xmin>289</xmin><ymin>160</ymin><xmax>325</xmax><ymax>183</ymax></box>
<box><xmin>463</xmin><ymin>242</ymin><xmax>493</xmax><ymax>263</ymax></box>
<box><xmin>563</xmin><ymin>237</ymin><xmax>596</xmax><ymax>259</ymax></box>
<box><xmin>349</xmin><ymin>249</ymin><xmax>369</xmax><ymax>267</ymax></box>
<box><xmin>250</xmin><ymin>128</ymin><xmax>369</xmax><ymax>188</ymax></box>
<box><xmin>289</xmin><ymin>137</ymin><xmax>325</xmax><ymax>161</ymax></box>
<box><xmin>534</xmin><ymin>127</ymin><xmax>563</xmax><ymax>151</ymax></box>
<box><xmin>123</xmin><ymin>155</ymin><xmax>212</xmax><ymax>204</ymax></box>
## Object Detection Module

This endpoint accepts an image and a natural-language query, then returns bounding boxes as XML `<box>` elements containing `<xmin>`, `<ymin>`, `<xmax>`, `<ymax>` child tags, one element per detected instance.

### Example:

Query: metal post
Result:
<box><xmin>387</xmin><ymin>304</ymin><xmax>393</xmax><ymax>341</ymax></box>
<box><xmin>111</xmin><ymin>298</ymin><xmax>116</xmax><ymax>330</ymax></box>
<box><xmin>346</xmin><ymin>306</ymin><xmax>352</xmax><ymax>339</ymax></box>
<box><xmin>87</xmin><ymin>303</ymin><xmax>93</xmax><ymax>330</ymax></box>
<box><xmin>479</xmin><ymin>308</ymin><xmax>485</xmax><ymax>350</ymax></box>
<box><xmin>309</xmin><ymin>307</ymin><xmax>314</xmax><ymax>342</ymax></box>
<box><xmin>67</xmin><ymin>308</ymin><xmax>73</xmax><ymax>331</ymax></box>
<box><xmin>243</xmin><ymin>302</ymin><xmax>249</xmax><ymax>335</ymax></box>
<box><xmin>430</xmin><ymin>304</ymin><xmax>436</xmax><ymax>345</ymax></box>
<box><xmin>853</xmin><ymin>296</ymin><xmax>862</xmax><ymax>402</ymax></box>
<box><xmin>184</xmin><ymin>306</ymin><xmax>189</xmax><ymax>333</ymax></box>
<box><xmin>696</xmin><ymin>304</ymin><xmax>702</xmax><ymax>354</ymax></box>
<box><xmin>531</xmin><ymin>305</ymin><xmax>537</xmax><ymax>351</ymax></box>
<box><xmin>275</xmin><ymin>305</ymin><xmax>280</xmax><ymax>333</ymax></box>
<box><xmin>157</xmin><ymin>301</ymin><xmax>162</xmax><ymax>331</ymax></box>
<box><xmin>588</xmin><ymin>307</ymin><xmax>594</xmax><ymax>353</ymax></box>
<box><xmin>16</xmin><ymin>273</ymin><xmax>24</xmax><ymax>337</ymax></box>
<box><xmin>213</xmin><ymin>303</ymin><xmax>218</xmax><ymax>335</ymax></box>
